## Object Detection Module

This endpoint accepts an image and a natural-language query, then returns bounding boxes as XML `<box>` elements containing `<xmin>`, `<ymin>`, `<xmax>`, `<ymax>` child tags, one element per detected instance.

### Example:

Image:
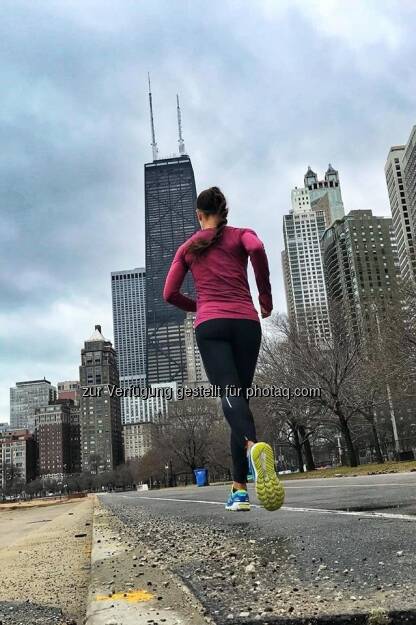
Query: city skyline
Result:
<box><xmin>1</xmin><ymin>1</ymin><xmax>416</xmax><ymax>418</ymax></box>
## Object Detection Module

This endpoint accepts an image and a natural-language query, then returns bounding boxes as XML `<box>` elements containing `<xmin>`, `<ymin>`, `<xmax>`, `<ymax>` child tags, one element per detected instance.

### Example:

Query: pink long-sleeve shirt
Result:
<box><xmin>163</xmin><ymin>225</ymin><xmax>273</xmax><ymax>327</ymax></box>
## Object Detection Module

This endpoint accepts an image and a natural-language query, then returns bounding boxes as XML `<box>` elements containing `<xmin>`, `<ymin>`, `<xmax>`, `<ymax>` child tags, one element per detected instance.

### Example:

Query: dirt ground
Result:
<box><xmin>0</xmin><ymin>497</ymin><xmax>94</xmax><ymax>624</ymax></box>
<box><xmin>0</xmin><ymin>495</ymin><xmax>84</xmax><ymax>511</ymax></box>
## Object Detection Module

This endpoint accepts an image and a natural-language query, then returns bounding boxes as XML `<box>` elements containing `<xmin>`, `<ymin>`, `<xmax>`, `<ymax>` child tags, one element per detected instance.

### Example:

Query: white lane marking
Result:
<box><xmin>283</xmin><ymin>482</ymin><xmax>415</xmax><ymax>489</ymax></box>
<box><xmin>115</xmin><ymin>494</ymin><xmax>416</xmax><ymax>521</ymax></box>
<box><xmin>120</xmin><ymin>495</ymin><xmax>228</xmax><ymax>506</ymax></box>
<box><xmin>282</xmin><ymin>506</ymin><xmax>416</xmax><ymax>521</ymax></box>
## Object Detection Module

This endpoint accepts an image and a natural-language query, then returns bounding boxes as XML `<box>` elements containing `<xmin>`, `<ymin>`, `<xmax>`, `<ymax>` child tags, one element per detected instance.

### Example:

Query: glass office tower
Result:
<box><xmin>144</xmin><ymin>155</ymin><xmax>198</xmax><ymax>384</ymax></box>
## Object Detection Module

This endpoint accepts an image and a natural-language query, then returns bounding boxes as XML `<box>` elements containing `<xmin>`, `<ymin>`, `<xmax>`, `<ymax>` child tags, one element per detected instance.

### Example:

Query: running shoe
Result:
<box><xmin>247</xmin><ymin>450</ymin><xmax>254</xmax><ymax>482</ymax></box>
<box><xmin>225</xmin><ymin>488</ymin><xmax>251</xmax><ymax>511</ymax></box>
<box><xmin>250</xmin><ymin>442</ymin><xmax>285</xmax><ymax>511</ymax></box>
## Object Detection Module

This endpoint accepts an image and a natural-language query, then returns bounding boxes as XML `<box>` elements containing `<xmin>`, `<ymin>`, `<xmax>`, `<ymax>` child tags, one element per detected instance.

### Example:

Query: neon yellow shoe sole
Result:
<box><xmin>250</xmin><ymin>442</ymin><xmax>285</xmax><ymax>511</ymax></box>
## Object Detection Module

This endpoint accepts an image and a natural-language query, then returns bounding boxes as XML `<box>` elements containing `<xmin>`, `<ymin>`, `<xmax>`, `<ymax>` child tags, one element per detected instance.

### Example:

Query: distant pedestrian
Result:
<box><xmin>164</xmin><ymin>186</ymin><xmax>285</xmax><ymax>512</ymax></box>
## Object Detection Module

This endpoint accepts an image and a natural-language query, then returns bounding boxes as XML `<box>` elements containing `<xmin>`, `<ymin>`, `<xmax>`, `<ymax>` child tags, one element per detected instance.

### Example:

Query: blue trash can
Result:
<box><xmin>194</xmin><ymin>468</ymin><xmax>208</xmax><ymax>487</ymax></box>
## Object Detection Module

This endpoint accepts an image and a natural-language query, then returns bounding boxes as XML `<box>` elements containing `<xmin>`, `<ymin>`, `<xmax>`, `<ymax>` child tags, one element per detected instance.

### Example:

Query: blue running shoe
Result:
<box><xmin>225</xmin><ymin>488</ymin><xmax>251</xmax><ymax>511</ymax></box>
<box><xmin>247</xmin><ymin>450</ymin><xmax>254</xmax><ymax>482</ymax></box>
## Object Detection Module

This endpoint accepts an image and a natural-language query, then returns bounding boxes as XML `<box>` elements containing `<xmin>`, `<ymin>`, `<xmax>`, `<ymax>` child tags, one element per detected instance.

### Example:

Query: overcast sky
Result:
<box><xmin>1</xmin><ymin>0</ymin><xmax>416</xmax><ymax>420</ymax></box>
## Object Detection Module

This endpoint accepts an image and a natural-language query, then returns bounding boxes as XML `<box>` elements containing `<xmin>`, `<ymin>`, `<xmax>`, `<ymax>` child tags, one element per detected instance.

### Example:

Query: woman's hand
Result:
<box><xmin>261</xmin><ymin>306</ymin><xmax>271</xmax><ymax>319</ymax></box>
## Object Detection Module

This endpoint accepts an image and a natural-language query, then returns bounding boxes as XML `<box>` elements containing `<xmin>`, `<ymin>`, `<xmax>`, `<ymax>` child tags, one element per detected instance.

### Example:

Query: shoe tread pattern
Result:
<box><xmin>251</xmin><ymin>443</ymin><xmax>285</xmax><ymax>511</ymax></box>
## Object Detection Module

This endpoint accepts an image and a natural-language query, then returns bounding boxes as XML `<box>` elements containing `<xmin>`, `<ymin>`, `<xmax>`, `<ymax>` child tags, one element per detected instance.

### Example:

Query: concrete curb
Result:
<box><xmin>84</xmin><ymin>498</ymin><xmax>204</xmax><ymax>625</ymax></box>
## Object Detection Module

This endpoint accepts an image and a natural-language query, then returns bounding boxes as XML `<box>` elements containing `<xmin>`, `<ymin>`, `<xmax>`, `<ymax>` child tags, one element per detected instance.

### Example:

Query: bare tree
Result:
<box><xmin>257</xmin><ymin>328</ymin><xmax>331</xmax><ymax>471</ymax></box>
<box><xmin>384</xmin><ymin>279</ymin><xmax>416</xmax><ymax>383</ymax></box>
<box><xmin>270</xmin><ymin>308</ymin><xmax>365</xmax><ymax>467</ymax></box>
<box><xmin>355</xmin><ymin>292</ymin><xmax>416</xmax><ymax>457</ymax></box>
<box><xmin>206</xmin><ymin>418</ymin><xmax>232</xmax><ymax>479</ymax></box>
<box><xmin>131</xmin><ymin>448</ymin><xmax>167</xmax><ymax>485</ymax></box>
<box><xmin>156</xmin><ymin>398</ymin><xmax>218</xmax><ymax>477</ymax></box>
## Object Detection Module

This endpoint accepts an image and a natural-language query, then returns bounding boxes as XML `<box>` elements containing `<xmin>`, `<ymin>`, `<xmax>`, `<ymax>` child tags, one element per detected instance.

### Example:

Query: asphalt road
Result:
<box><xmin>101</xmin><ymin>472</ymin><xmax>416</xmax><ymax>623</ymax></box>
<box><xmin>119</xmin><ymin>471</ymin><xmax>416</xmax><ymax>516</ymax></box>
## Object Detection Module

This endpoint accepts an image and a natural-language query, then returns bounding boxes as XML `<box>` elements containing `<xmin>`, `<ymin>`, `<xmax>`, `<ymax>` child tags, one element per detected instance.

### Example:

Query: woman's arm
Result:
<box><xmin>163</xmin><ymin>245</ymin><xmax>197</xmax><ymax>312</ymax></box>
<box><xmin>241</xmin><ymin>229</ymin><xmax>273</xmax><ymax>315</ymax></box>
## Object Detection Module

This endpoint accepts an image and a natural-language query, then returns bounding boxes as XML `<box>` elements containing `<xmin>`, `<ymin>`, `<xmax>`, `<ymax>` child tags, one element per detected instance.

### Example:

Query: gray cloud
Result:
<box><xmin>1</xmin><ymin>0</ymin><xmax>416</xmax><ymax>418</ymax></box>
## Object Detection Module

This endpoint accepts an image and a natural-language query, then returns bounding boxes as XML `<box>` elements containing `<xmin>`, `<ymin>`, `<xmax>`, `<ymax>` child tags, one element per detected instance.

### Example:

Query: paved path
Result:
<box><xmin>101</xmin><ymin>473</ymin><xmax>416</xmax><ymax>624</ymax></box>
<box><xmin>0</xmin><ymin>499</ymin><xmax>79</xmax><ymax>548</ymax></box>
<box><xmin>0</xmin><ymin>498</ymin><xmax>93</xmax><ymax>624</ymax></box>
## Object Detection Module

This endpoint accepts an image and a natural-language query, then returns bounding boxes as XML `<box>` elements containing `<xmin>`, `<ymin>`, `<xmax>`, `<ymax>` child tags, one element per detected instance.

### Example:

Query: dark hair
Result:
<box><xmin>187</xmin><ymin>186</ymin><xmax>228</xmax><ymax>255</ymax></box>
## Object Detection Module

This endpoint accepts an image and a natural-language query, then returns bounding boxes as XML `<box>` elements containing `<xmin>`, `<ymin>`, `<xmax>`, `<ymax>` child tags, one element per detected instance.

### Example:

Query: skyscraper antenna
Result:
<box><xmin>148</xmin><ymin>73</ymin><xmax>159</xmax><ymax>161</ymax></box>
<box><xmin>176</xmin><ymin>94</ymin><xmax>186</xmax><ymax>155</ymax></box>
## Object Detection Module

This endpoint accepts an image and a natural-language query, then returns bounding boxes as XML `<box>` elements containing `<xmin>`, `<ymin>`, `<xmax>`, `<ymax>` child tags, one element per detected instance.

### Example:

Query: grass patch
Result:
<box><xmin>280</xmin><ymin>459</ymin><xmax>416</xmax><ymax>480</ymax></box>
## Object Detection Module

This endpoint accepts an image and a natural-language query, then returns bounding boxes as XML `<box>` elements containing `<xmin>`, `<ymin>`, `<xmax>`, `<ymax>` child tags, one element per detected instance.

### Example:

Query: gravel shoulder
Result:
<box><xmin>0</xmin><ymin>497</ymin><xmax>93</xmax><ymax>624</ymax></box>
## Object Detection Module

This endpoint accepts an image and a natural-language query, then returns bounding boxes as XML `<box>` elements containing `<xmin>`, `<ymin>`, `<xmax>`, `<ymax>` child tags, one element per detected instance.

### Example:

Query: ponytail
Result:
<box><xmin>187</xmin><ymin>186</ymin><xmax>228</xmax><ymax>256</ymax></box>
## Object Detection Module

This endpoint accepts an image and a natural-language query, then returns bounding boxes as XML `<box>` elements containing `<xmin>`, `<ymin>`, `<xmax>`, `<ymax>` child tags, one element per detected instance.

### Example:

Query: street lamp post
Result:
<box><xmin>164</xmin><ymin>463</ymin><xmax>169</xmax><ymax>488</ymax></box>
<box><xmin>169</xmin><ymin>458</ymin><xmax>174</xmax><ymax>487</ymax></box>
<box><xmin>336</xmin><ymin>433</ymin><xmax>342</xmax><ymax>465</ymax></box>
<box><xmin>386</xmin><ymin>383</ymin><xmax>400</xmax><ymax>454</ymax></box>
<box><xmin>373</xmin><ymin>306</ymin><xmax>401</xmax><ymax>454</ymax></box>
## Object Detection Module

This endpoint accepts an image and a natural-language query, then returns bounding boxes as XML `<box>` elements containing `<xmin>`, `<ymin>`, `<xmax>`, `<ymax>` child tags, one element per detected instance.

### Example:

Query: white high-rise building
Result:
<box><xmin>385</xmin><ymin>145</ymin><xmax>416</xmax><ymax>282</ymax></box>
<box><xmin>403</xmin><ymin>126</ymin><xmax>416</xmax><ymax>247</ymax></box>
<box><xmin>184</xmin><ymin>313</ymin><xmax>208</xmax><ymax>385</ymax></box>
<box><xmin>121</xmin><ymin>382</ymin><xmax>177</xmax><ymax>462</ymax></box>
<box><xmin>111</xmin><ymin>268</ymin><xmax>147</xmax><ymax>424</ymax></box>
<box><xmin>304</xmin><ymin>164</ymin><xmax>345</xmax><ymax>225</ymax></box>
<box><xmin>111</xmin><ymin>269</ymin><xmax>176</xmax><ymax>427</ymax></box>
<box><xmin>123</xmin><ymin>422</ymin><xmax>155</xmax><ymax>462</ymax></box>
<box><xmin>282</xmin><ymin>178</ymin><xmax>332</xmax><ymax>343</ymax></box>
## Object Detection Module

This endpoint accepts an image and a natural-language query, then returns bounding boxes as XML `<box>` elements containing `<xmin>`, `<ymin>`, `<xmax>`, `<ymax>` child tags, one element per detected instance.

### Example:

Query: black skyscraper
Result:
<box><xmin>145</xmin><ymin>155</ymin><xmax>198</xmax><ymax>384</ymax></box>
<box><xmin>144</xmin><ymin>79</ymin><xmax>198</xmax><ymax>384</ymax></box>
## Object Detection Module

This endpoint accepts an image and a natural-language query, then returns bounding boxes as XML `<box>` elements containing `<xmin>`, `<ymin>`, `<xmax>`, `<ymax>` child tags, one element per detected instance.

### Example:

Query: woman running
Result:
<box><xmin>163</xmin><ymin>186</ymin><xmax>285</xmax><ymax>512</ymax></box>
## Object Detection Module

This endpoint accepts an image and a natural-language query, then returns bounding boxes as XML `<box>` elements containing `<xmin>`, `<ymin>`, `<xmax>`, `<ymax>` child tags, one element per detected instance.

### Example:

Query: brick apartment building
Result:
<box><xmin>57</xmin><ymin>380</ymin><xmax>81</xmax><ymax>404</ymax></box>
<box><xmin>0</xmin><ymin>429</ymin><xmax>36</xmax><ymax>490</ymax></box>
<box><xmin>34</xmin><ymin>400</ymin><xmax>81</xmax><ymax>480</ymax></box>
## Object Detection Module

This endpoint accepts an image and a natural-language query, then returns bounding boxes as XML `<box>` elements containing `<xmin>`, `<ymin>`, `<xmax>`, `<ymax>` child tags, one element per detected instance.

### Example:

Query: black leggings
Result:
<box><xmin>195</xmin><ymin>318</ymin><xmax>262</xmax><ymax>483</ymax></box>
